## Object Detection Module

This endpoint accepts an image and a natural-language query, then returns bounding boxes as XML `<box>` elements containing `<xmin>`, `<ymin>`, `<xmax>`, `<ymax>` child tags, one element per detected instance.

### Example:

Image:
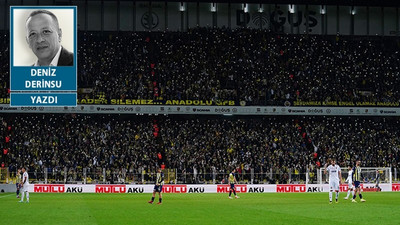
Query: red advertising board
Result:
<box><xmin>162</xmin><ymin>185</ymin><xmax>187</xmax><ymax>193</ymax></box>
<box><xmin>216</xmin><ymin>185</ymin><xmax>247</xmax><ymax>193</ymax></box>
<box><xmin>95</xmin><ymin>185</ymin><xmax>126</xmax><ymax>193</ymax></box>
<box><xmin>34</xmin><ymin>184</ymin><xmax>65</xmax><ymax>193</ymax></box>
<box><xmin>276</xmin><ymin>184</ymin><xmax>306</xmax><ymax>193</ymax></box>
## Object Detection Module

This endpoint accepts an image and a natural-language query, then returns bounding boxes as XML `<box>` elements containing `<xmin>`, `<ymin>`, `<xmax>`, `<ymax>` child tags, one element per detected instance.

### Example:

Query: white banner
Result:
<box><xmin>27</xmin><ymin>183</ymin><xmax>395</xmax><ymax>193</ymax></box>
<box><xmin>1</xmin><ymin>104</ymin><xmax>400</xmax><ymax>116</ymax></box>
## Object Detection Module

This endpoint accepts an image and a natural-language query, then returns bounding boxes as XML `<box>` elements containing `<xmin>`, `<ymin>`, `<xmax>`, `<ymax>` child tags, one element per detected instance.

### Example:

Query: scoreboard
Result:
<box><xmin>9</xmin><ymin>6</ymin><xmax>77</xmax><ymax>107</ymax></box>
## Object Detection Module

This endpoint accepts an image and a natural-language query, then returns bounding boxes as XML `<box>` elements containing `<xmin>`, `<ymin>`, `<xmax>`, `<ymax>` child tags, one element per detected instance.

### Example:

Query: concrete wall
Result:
<box><xmin>0</xmin><ymin>184</ymin><xmax>17</xmax><ymax>193</ymax></box>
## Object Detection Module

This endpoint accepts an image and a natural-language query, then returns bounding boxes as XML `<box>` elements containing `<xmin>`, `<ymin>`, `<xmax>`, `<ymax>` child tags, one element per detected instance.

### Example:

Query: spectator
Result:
<box><xmin>1</xmin><ymin>29</ymin><xmax>400</xmax><ymax>105</ymax></box>
<box><xmin>1</xmin><ymin>114</ymin><xmax>399</xmax><ymax>183</ymax></box>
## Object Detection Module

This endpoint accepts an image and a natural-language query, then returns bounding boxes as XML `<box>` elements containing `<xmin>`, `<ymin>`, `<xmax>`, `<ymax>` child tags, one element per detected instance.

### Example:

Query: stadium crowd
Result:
<box><xmin>1</xmin><ymin>28</ymin><xmax>400</xmax><ymax>183</ymax></box>
<box><xmin>1</xmin><ymin>114</ymin><xmax>399</xmax><ymax>183</ymax></box>
<box><xmin>0</xmin><ymin>33</ymin><xmax>8</xmax><ymax>99</ymax></box>
<box><xmin>1</xmin><ymin>29</ymin><xmax>400</xmax><ymax>105</ymax></box>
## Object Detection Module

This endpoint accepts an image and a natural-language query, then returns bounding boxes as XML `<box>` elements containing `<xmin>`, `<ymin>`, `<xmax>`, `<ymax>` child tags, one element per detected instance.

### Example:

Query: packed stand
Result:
<box><xmin>1</xmin><ymin>29</ymin><xmax>400</xmax><ymax>105</ymax></box>
<box><xmin>1</xmin><ymin>114</ymin><xmax>399</xmax><ymax>183</ymax></box>
<box><xmin>0</xmin><ymin>33</ymin><xmax>8</xmax><ymax>99</ymax></box>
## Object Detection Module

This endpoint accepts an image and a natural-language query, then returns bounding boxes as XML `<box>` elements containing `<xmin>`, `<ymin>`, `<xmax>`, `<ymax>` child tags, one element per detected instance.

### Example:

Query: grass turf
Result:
<box><xmin>1</xmin><ymin>192</ymin><xmax>399</xmax><ymax>225</ymax></box>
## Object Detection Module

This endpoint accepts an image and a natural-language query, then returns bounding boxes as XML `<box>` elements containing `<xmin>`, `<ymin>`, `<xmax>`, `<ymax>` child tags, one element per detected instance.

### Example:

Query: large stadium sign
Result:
<box><xmin>28</xmin><ymin>184</ymin><xmax>395</xmax><ymax>193</ymax></box>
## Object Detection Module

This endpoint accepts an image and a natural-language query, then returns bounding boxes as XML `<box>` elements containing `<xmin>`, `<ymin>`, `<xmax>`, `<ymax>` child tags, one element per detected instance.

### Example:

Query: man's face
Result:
<box><xmin>331</xmin><ymin>160</ymin><xmax>335</xmax><ymax>165</ymax></box>
<box><xmin>356</xmin><ymin>161</ymin><xmax>360</xmax><ymax>166</ymax></box>
<box><xmin>22</xmin><ymin>168</ymin><xmax>25</xmax><ymax>173</ymax></box>
<box><xmin>26</xmin><ymin>13</ymin><xmax>61</xmax><ymax>63</ymax></box>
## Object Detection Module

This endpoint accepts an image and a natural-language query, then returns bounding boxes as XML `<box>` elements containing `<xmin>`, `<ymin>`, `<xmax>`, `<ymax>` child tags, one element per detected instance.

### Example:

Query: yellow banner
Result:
<box><xmin>0</xmin><ymin>98</ymin><xmax>10</xmax><ymax>104</ymax></box>
<box><xmin>294</xmin><ymin>101</ymin><xmax>399</xmax><ymax>107</ymax></box>
<box><xmin>78</xmin><ymin>99</ymin><xmax>236</xmax><ymax>106</ymax></box>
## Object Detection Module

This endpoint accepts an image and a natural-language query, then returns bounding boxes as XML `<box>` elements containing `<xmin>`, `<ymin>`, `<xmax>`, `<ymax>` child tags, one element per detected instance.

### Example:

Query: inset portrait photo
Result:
<box><xmin>11</xmin><ymin>7</ymin><xmax>75</xmax><ymax>67</ymax></box>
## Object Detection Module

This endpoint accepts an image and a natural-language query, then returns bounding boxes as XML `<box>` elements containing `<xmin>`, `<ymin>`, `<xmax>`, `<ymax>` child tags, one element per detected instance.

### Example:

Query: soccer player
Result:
<box><xmin>19</xmin><ymin>167</ymin><xmax>29</xmax><ymax>203</ymax></box>
<box><xmin>228</xmin><ymin>168</ymin><xmax>239</xmax><ymax>199</ymax></box>
<box><xmin>16</xmin><ymin>169</ymin><xmax>21</xmax><ymax>198</ymax></box>
<box><xmin>352</xmin><ymin>160</ymin><xmax>366</xmax><ymax>203</ymax></box>
<box><xmin>324</xmin><ymin>159</ymin><xmax>341</xmax><ymax>204</ymax></box>
<box><xmin>344</xmin><ymin>166</ymin><xmax>354</xmax><ymax>200</ymax></box>
<box><xmin>148</xmin><ymin>168</ymin><xmax>164</xmax><ymax>205</ymax></box>
<box><xmin>375</xmin><ymin>170</ymin><xmax>381</xmax><ymax>192</ymax></box>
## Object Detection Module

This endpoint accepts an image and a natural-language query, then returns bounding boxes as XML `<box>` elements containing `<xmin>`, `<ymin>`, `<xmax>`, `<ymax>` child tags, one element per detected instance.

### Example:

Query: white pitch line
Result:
<box><xmin>0</xmin><ymin>194</ymin><xmax>15</xmax><ymax>199</ymax></box>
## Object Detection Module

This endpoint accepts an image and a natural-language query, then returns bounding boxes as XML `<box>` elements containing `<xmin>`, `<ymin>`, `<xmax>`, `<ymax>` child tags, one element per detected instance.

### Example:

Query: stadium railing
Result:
<box><xmin>2</xmin><ymin>167</ymin><xmax>398</xmax><ymax>185</ymax></box>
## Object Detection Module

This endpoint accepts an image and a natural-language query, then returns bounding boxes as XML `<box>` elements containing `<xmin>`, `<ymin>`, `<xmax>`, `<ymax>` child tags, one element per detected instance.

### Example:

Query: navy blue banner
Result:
<box><xmin>10</xmin><ymin>93</ymin><xmax>77</xmax><ymax>107</ymax></box>
<box><xmin>11</xmin><ymin>66</ymin><xmax>77</xmax><ymax>91</ymax></box>
<box><xmin>10</xmin><ymin>6</ymin><xmax>77</xmax><ymax>107</ymax></box>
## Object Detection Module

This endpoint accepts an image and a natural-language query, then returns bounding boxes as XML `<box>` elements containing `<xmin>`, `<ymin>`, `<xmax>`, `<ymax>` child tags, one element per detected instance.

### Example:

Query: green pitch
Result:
<box><xmin>1</xmin><ymin>192</ymin><xmax>399</xmax><ymax>225</ymax></box>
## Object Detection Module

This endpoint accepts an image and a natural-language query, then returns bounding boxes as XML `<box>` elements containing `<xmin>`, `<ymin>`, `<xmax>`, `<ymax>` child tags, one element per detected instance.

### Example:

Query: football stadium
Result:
<box><xmin>1</xmin><ymin>0</ymin><xmax>400</xmax><ymax>224</ymax></box>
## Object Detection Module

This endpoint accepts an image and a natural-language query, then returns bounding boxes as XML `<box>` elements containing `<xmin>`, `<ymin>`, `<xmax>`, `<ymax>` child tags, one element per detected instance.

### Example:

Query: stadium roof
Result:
<box><xmin>87</xmin><ymin>0</ymin><xmax>400</xmax><ymax>7</ymax></box>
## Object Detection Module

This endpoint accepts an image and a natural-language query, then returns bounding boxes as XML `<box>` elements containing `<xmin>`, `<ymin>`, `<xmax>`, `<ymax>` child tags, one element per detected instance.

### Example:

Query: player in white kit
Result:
<box><xmin>324</xmin><ymin>159</ymin><xmax>342</xmax><ymax>204</ymax></box>
<box><xmin>344</xmin><ymin>166</ymin><xmax>354</xmax><ymax>200</ymax></box>
<box><xmin>19</xmin><ymin>167</ymin><xmax>30</xmax><ymax>203</ymax></box>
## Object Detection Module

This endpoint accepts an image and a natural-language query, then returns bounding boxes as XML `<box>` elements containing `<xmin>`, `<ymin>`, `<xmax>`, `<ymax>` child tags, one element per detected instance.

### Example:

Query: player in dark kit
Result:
<box><xmin>148</xmin><ymin>168</ymin><xmax>164</xmax><ymax>205</ymax></box>
<box><xmin>16</xmin><ymin>169</ymin><xmax>21</xmax><ymax>198</ymax></box>
<box><xmin>375</xmin><ymin>170</ymin><xmax>382</xmax><ymax>192</ymax></box>
<box><xmin>228</xmin><ymin>169</ymin><xmax>239</xmax><ymax>199</ymax></box>
<box><xmin>352</xmin><ymin>160</ymin><xmax>366</xmax><ymax>203</ymax></box>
